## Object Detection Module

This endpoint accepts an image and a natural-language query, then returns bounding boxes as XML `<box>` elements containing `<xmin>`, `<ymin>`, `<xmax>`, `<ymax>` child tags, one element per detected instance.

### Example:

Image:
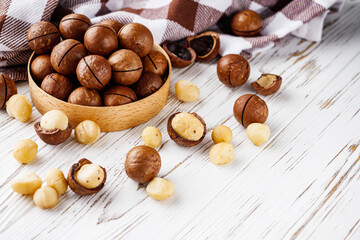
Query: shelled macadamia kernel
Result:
<box><xmin>146</xmin><ymin>177</ymin><xmax>175</xmax><ymax>200</ymax></box>
<box><xmin>246</xmin><ymin>123</ymin><xmax>270</xmax><ymax>146</ymax></box>
<box><xmin>142</xmin><ymin>127</ymin><xmax>162</xmax><ymax>148</ymax></box>
<box><xmin>209</xmin><ymin>142</ymin><xmax>234</xmax><ymax>165</ymax></box>
<box><xmin>13</xmin><ymin>139</ymin><xmax>38</xmax><ymax>164</ymax></box>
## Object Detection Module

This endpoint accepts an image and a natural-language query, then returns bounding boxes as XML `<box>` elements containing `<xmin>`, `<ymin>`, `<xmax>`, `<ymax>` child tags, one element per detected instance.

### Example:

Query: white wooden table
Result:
<box><xmin>1</xmin><ymin>1</ymin><xmax>360</xmax><ymax>239</ymax></box>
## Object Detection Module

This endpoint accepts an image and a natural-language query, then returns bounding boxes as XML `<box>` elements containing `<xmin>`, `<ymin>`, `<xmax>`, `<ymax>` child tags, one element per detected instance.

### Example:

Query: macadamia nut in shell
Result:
<box><xmin>40</xmin><ymin>110</ymin><xmax>68</xmax><ymax>131</ymax></box>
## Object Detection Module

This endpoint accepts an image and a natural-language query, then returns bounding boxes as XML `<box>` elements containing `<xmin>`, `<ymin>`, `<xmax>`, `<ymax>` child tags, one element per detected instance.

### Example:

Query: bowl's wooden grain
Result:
<box><xmin>28</xmin><ymin>44</ymin><xmax>171</xmax><ymax>132</ymax></box>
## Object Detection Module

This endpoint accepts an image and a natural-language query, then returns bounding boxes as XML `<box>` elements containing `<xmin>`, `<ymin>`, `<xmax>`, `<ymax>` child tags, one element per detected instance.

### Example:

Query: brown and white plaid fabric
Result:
<box><xmin>0</xmin><ymin>0</ymin><xmax>344</xmax><ymax>81</ymax></box>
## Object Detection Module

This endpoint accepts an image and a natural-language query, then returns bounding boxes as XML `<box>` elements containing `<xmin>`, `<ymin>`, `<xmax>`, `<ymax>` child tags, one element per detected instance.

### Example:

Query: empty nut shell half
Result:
<box><xmin>251</xmin><ymin>74</ymin><xmax>282</xmax><ymax>96</ymax></box>
<box><xmin>186</xmin><ymin>31</ymin><xmax>220</xmax><ymax>62</ymax></box>
<box><xmin>233</xmin><ymin>94</ymin><xmax>268</xmax><ymax>127</ymax></box>
<box><xmin>162</xmin><ymin>41</ymin><xmax>196</xmax><ymax>68</ymax></box>
<box><xmin>34</xmin><ymin>122</ymin><xmax>72</xmax><ymax>145</ymax></box>
<box><xmin>67</xmin><ymin>158</ymin><xmax>107</xmax><ymax>195</ymax></box>
<box><xmin>167</xmin><ymin>112</ymin><xmax>206</xmax><ymax>147</ymax></box>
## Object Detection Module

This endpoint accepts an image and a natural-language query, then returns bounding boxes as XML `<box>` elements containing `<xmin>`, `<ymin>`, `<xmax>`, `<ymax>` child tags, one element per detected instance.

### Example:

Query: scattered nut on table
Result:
<box><xmin>251</xmin><ymin>74</ymin><xmax>282</xmax><ymax>96</ymax></box>
<box><xmin>175</xmin><ymin>80</ymin><xmax>200</xmax><ymax>102</ymax></box>
<box><xmin>33</xmin><ymin>186</ymin><xmax>59</xmax><ymax>209</ymax></box>
<box><xmin>0</xmin><ymin>73</ymin><xmax>17</xmax><ymax>109</ymax></box>
<box><xmin>75</xmin><ymin>120</ymin><xmax>101</xmax><ymax>144</ymax></box>
<box><xmin>13</xmin><ymin>139</ymin><xmax>38</xmax><ymax>164</ymax></box>
<box><xmin>167</xmin><ymin>112</ymin><xmax>206</xmax><ymax>147</ymax></box>
<box><xmin>34</xmin><ymin>110</ymin><xmax>72</xmax><ymax>145</ymax></box>
<box><xmin>125</xmin><ymin>145</ymin><xmax>161</xmax><ymax>184</ymax></box>
<box><xmin>233</xmin><ymin>94</ymin><xmax>268</xmax><ymax>127</ymax></box>
<box><xmin>212</xmin><ymin>125</ymin><xmax>232</xmax><ymax>144</ymax></box>
<box><xmin>67</xmin><ymin>158</ymin><xmax>107</xmax><ymax>195</ymax></box>
<box><xmin>45</xmin><ymin>168</ymin><xmax>68</xmax><ymax>195</ymax></box>
<box><xmin>217</xmin><ymin>54</ymin><xmax>250</xmax><ymax>87</ymax></box>
<box><xmin>209</xmin><ymin>142</ymin><xmax>234</xmax><ymax>165</ymax></box>
<box><xmin>246</xmin><ymin>123</ymin><xmax>271</xmax><ymax>146</ymax></box>
<box><xmin>142</xmin><ymin>127</ymin><xmax>162</xmax><ymax>148</ymax></box>
<box><xmin>11</xmin><ymin>172</ymin><xmax>42</xmax><ymax>195</ymax></box>
<box><xmin>6</xmin><ymin>94</ymin><xmax>32</xmax><ymax>122</ymax></box>
<box><xmin>146</xmin><ymin>177</ymin><xmax>175</xmax><ymax>200</ymax></box>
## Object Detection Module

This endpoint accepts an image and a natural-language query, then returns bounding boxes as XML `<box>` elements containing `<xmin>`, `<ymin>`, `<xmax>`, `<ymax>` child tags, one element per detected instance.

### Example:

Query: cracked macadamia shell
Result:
<box><xmin>103</xmin><ymin>85</ymin><xmax>137</xmax><ymax>106</ymax></box>
<box><xmin>142</xmin><ymin>50</ymin><xmax>168</xmax><ymax>77</ymax></box>
<box><xmin>233</xmin><ymin>94</ymin><xmax>268</xmax><ymax>127</ymax></box>
<box><xmin>167</xmin><ymin>112</ymin><xmax>206</xmax><ymax>147</ymax></box>
<box><xmin>34</xmin><ymin>122</ymin><xmax>72</xmax><ymax>145</ymax></box>
<box><xmin>30</xmin><ymin>55</ymin><xmax>55</xmax><ymax>84</ymax></box>
<box><xmin>41</xmin><ymin>73</ymin><xmax>73</xmax><ymax>100</ymax></box>
<box><xmin>251</xmin><ymin>74</ymin><xmax>282</xmax><ymax>96</ymax></box>
<box><xmin>217</xmin><ymin>54</ymin><xmax>250</xmax><ymax>87</ymax></box>
<box><xmin>162</xmin><ymin>41</ymin><xmax>196</xmax><ymax>68</ymax></box>
<box><xmin>125</xmin><ymin>145</ymin><xmax>161</xmax><ymax>184</ymax></box>
<box><xmin>99</xmin><ymin>19</ymin><xmax>124</xmax><ymax>33</ymax></box>
<box><xmin>186</xmin><ymin>31</ymin><xmax>220</xmax><ymax>62</ymax></box>
<box><xmin>67</xmin><ymin>158</ymin><xmax>107</xmax><ymax>195</ymax></box>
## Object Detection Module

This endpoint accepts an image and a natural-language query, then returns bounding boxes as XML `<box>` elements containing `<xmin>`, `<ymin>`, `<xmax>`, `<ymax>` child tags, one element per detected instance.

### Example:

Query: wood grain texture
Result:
<box><xmin>1</xmin><ymin>1</ymin><xmax>360</xmax><ymax>239</ymax></box>
<box><xmin>28</xmin><ymin>44</ymin><xmax>171</xmax><ymax>132</ymax></box>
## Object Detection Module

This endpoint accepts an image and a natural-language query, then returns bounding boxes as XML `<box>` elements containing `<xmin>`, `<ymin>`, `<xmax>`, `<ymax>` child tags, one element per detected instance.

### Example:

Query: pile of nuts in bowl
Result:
<box><xmin>2</xmin><ymin>9</ymin><xmax>285</xmax><ymax>208</ymax></box>
<box><xmin>28</xmin><ymin>14</ymin><xmax>168</xmax><ymax>107</ymax></box>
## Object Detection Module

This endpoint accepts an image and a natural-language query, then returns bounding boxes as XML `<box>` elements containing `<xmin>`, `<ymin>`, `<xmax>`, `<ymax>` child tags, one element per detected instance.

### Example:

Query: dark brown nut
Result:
<box><xmin>108</xmin><ymin>49</ymin><xmax>143</xmax><ymax>86</ymax></box>
<box><xmin>34</xmin><ymin>122</ymin><xmax>72</xmax><ymax>145</ymax></box>
<box><xmin>50</xmin><ymin>39</ymin><xmax>87</xmax><ymax>76</ymax></box>
<box><xmin>41</xmin><ymin>73</ymin><xmax>73</xmax><ymax>101</ymax></box>
<box><xmin>30</xmin><ymin>55</ymin><xmax>55</xmax><ymax>84</ymax></box>
<box><xmin>141</xmin><ymin>50</ymin><xmax>168</xmax><ymax>77</ymax></box>
<box><xmin>251</xmin><ymin>74</ymin><xmax>282</xmax><ymax>96</ymax></box>
<box><xmin>76</xmin><ymin>55</ymin><xmax>111</xmax><ymax>90</ymax></box>
<box><xmin>134</xmin><ymin>72</ymin><xmax>163</xmax><ymax>99</ymax></box>
<box><xmin>0</xmin><ymin>73</ymin><xmax>17</xmax><ymax>109</ymax></box>
<box><xmin>162</xmin><ymin>41</ymin><xmax>196</xmax><ymax>68</ymax></box>
<box><xmin>233</xmin><ymin>94</ymin><xmax>268</xmax><ymax>127</ymax></box>
<box><xmin>118</xmin><ymin>23</ymin><xmax>153</xmax><ymax>57</ymax></box>
<box><xmin>125</xmin><ymin>145</ymin><xmax>161</xmax><ymax>184</ymax></box>
<box><xmin>67</xmin><ymin>158</ymin><xmax>107</xmax><ymax>195</ymax></box>
<box><xmin>84</xmin><ymin>24</ymin><xmax>118</xmax><ymax>56</ymax></box>
<box><xmin>59</xmin><ymin>13</ymin><xmax>91</xmax><ymax>41</ymax></box>
<box><xmin>99</xmin><ymin>19</ymin><xmax>124</xmax><ymax>33</ymax></box>
<box><xmin>27</xmin><ymin>21</ymin><xmax>60</xmax><ymax>54</ymax></box>
<box><xmin>217</xmin><ymin>54</ymin><xmax>250</xmax><ymax>87</ymax></box>
<box><xmin>186</xmin><ymin>31</ymin><xmax>220</xmax><ymax>62</ymax></box>
<box><xmin>68</xmin><ymin>87</ymin><xmax>102</xmax><ymax>106</ymax></box>
<box><xmin>103</xmin><ymin>85</ymin><xmax>137</xmax><ymax>106</ymax></box>
<box><xmin>167</xmin><ymin>112</ymin><xmax>206</xmax><ymax>147</ymax></box>
<box><xmin>231</xmin><ymin>10</ymin><xmax>262</xmax><ymax>37</ymax></box>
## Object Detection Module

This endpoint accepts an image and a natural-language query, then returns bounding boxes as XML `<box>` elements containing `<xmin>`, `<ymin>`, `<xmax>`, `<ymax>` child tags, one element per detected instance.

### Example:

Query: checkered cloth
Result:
<box><xmin>0</xmin><ymin>0</ymin><xmax>344</xmax><ymax>81</ymax></box>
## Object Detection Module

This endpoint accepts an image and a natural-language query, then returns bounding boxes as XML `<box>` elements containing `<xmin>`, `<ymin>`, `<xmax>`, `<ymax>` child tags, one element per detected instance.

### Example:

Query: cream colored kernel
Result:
<box><xmin>171</xmin><ymin>113</ymin><xmax>204</xmax><ymax>141</ymax></box>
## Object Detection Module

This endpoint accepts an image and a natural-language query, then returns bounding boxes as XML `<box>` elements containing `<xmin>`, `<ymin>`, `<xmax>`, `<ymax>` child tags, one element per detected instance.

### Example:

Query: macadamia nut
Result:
<box><xmin>146</xmin><ymin>177</ymin><xmax>175</xmax><ymax>200</ymax></box>
<box><xmin>33</xmin><ymin>186</ymin><xmax>58</xmax><ymax>209</ymax></box>
<box><xmin>40</xmin><ymin>110</ymin><xmax>68</xmax><ymax>130</ymax></box>
<box><xmin>175</xmin><ymin>80</ymin><xmax>200</xmax><ymax>102</ymax></box>
<box><xmin>209</xmin><ymin>142</ymin><xmax>234</xmax><ymax>165</ymax></box>
<box><xmin>76</xmin><ymin>164</ymin><xmax>105</xmax><ymax>189</ymax></box>
<box><xmin>246</xmin><ymin>123</ymin><xmax>270</xmax><ymax>146</ymax></box>
<box><xmin>6</xmin><ymin>94</ymin><xmax>32</xmax><ymax>122</ymax></box>
<box><xmin>212</xmin><ymin>125</ymin><xmax>232</xmax><ymax>144</ymax></box>
<box><xmin>45</xmin><ymin>168</ymin><xmax>68</xmax><ymax>195</ymax></box>
<box><xmin>171</xmin><ymin>112</ymin><xmax>204</xmax><ymax>141</ymax></box>
<box><xmin>13</xmin><ymin>139</ymin><xmax>38</xmax><ymax>164</ymax></box>
<box><xmin>11</xmin><ymin>172</ymin><xmax>42</xmax><ymax>194</ymax></box>
<box><xmin>75</xmin><ymin>120</ymin><xmax>101</xmax><ymax>144</ymax></box>
<box><xmin>142</xmin><ymin>127</ymin><xmax>162</xmax><ymax>148</ymax></box>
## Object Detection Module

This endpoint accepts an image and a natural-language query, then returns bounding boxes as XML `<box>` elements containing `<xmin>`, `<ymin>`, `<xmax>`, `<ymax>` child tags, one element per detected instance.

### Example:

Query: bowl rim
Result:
<box><xmin>27</xmin><ymin>43</ymin><xmax>172</xmax><ymax>111</ymax></box>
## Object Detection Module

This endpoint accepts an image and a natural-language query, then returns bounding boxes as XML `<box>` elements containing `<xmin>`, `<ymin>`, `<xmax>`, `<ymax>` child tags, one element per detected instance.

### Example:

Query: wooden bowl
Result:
<box><xmin>28</xmin><ymin>44</ymin><xmax>171</xmax><ymax>132</ymax></box>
